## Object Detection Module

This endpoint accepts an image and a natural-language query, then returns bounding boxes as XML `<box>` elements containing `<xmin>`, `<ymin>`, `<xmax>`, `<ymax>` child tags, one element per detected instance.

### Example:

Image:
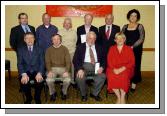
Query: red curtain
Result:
<box><xmin>46</xmin><ymin>5</ymin><xmax>113</xmax><ymax>17</ymax></box>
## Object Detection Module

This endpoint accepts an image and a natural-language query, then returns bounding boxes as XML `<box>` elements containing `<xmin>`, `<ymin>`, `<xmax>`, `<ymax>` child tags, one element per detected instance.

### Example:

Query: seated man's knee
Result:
<box><xmin>63</xmin><ymin>77</ymin><xmax>71</xmax><ymax>84</ymax></box>
<box><xmin>46</xmin><ymin>77</ymin><xmax>55</xmax><ymax>84</ymax></box>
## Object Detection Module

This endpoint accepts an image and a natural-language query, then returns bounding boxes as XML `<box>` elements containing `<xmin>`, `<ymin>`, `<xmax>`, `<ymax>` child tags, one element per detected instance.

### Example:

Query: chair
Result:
<box><xmin>5</xmin><ymin>60</ymin><xmax>11</xmax><ymax>80</ymax></box>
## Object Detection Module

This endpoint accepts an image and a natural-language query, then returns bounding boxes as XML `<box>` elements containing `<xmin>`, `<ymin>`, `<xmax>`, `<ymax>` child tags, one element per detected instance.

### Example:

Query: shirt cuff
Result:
<box><xmin>21</xmin><ymin>73</ymin><xmax>27</xmax><ymax>77</ymax></box>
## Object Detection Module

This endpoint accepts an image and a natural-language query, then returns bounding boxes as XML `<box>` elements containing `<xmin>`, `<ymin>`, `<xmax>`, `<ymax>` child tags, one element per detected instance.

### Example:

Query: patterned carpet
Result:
<box><xmin>5</xmin><ymin>73</ymin><xmax>155</xmax><ymax>104</ymax></box>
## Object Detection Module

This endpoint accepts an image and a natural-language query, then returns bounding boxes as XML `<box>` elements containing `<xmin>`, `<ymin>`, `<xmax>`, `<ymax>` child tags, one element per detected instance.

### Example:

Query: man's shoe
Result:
<box><xmin>61</xmin><ymin>92</ymin><xmax>67</xmax><ymax>100</ymax></box>
<box><xmin>35</xmin><ymin>99</ymin><xmax>41</xmax><ymax>104</ymax></box>
<box><xmin>24</xmin><ymin>97</ymin><xmax>32</xmax><ymax>104</ymax></box>
<box><xmin>81</xmin><ymin>96</ymin><xmax>87</xmax><ymax>102</ymax></box>
<box><xmin>50</xmin><ymin>93</ymin><xmax>56</xmax><ymax>101</ymax></box>
<box><xmin>90</xmin><ymin>93</ymin><xmax>102</xmax><ymax>101</ymax></box>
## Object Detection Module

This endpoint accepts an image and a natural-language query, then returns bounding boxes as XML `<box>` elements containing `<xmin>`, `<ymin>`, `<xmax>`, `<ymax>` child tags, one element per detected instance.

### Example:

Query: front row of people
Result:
<box><xmin>17</xmin><ymin>31</ymin><xmax>135</xmax><ymax>104</ymax></box>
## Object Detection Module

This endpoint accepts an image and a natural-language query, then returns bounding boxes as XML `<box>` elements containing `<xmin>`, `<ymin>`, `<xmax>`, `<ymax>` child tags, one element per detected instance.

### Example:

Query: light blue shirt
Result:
<box><xmin>21</xmin><ymin>24</ymin><xmax>31</xmax><ymax>33</ymax></box>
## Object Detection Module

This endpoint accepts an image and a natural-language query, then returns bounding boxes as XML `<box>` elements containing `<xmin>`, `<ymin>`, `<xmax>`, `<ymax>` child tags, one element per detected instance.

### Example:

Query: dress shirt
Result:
<box><xmin>105</xmin><ymin>24</ymin><xmax>112</xmax><ymax>37</ymax></box>
<box><xmin>84</xmin><ymin>25</ymin><xmax>91</xmax><ymax>34</ymax></box>
<box><xmin>84</xmin><ymin>43</ymin><xmax>98</xmax><ymax>63</ymax></box>
<box><xmin>21</xmin><ymin>24</ymin><xmax>31</xmax><ymax>33</ymax></box>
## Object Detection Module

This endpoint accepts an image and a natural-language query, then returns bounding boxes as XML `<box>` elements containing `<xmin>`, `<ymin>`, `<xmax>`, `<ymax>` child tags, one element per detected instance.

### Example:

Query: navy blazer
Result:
<box><xmin>10</xmin><ymin>25</ymin><xmax>36</xmax><ymax>51</ymax></box>
<box><xmin>73</xmin><ymin>43</ymin><xmax>106</xmax><ymax>72</ymax></box>
<box><xmin>76</xmin><ymin>25</ymin><xmax>99</xmax><ymax>46</ymax></box>
<box><xmin>98</xmin><ymin>24</ymin><xmax>120</xmax><ymax>52</ymax></box>
<box><xmin>17</xmin><ymin>45</ymin><xmax>44</xmax><ymax>76</ymax></box>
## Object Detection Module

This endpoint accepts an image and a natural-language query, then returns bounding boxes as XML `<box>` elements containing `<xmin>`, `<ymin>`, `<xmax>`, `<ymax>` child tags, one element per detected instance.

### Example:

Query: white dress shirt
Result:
<box><xmin>105</xmin><ymin>24</ymin><xmax>112</xmax><ymax>37</ymax></box>
<box><xmin>84</xmin><ymin>25</ymin><xmax>91</xmax><ymax>34</ymax></box>
<box><xmin>84</xmin><ymin>43</ymin><xmax>98</xmax><ymax>63</ymax></box>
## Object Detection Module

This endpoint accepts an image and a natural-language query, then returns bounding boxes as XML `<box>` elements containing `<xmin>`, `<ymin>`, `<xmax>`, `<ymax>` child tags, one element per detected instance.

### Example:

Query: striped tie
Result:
<box><xmin>89</xmin><ymin>46</ymin><xmax>95</xmax><ymax>64</ymax></box>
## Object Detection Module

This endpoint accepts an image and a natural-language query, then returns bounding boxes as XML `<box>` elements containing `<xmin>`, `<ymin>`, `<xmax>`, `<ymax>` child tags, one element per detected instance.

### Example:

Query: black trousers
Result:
<box><xmin>131</xmin><ymin>45</ymin><xmax>143</xmax><ymax>84</ymax></box>
<box><xmin>20</xmin><ymin>71</ymin><xmax>43</xmax><ymax>103</ymax></box>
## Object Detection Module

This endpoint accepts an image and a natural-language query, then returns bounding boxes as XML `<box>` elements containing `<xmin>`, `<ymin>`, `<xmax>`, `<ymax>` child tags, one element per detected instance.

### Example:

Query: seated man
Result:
<box><xmin>45</xmin><ymin>34</ymin><xmax>71</xmax><ymax>101</ymax></box>
<box><xmin>73</xmin><ymin>31</ymin><xmax>106</xmax><ymax>102</ymax></box>
<box><xmin>17</xmin><ymin>32</ymin><xmax>44</xmax><ymax>104</ymax></box>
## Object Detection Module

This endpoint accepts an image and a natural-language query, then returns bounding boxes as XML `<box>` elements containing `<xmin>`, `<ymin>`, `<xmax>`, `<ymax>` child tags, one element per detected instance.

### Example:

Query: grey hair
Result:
<box><xmin>86</xmin><ymin>31</ymin><xmax>97</xmax><ymax>39</ymax></box>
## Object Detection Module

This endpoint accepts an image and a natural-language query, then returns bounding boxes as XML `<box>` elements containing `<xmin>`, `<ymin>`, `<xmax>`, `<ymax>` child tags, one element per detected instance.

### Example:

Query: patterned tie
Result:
<box><xmin>105</xmin><ymin>26</ymin><xmax>110</xmax><ymax>39</ymax></box>
<box><xmin>28</xmin><ymin>46</ymin><xmax>32</xmax><ymax>57</ymax></box>
<box><xmin>25</xmin><ymin>26</ymin><xmax>29</xmax><ymax>33</ymax></box>
<box><xmin>89</xmin><ymin>45</ymin><xmax>95</xmax><ymax>64</ymax></box>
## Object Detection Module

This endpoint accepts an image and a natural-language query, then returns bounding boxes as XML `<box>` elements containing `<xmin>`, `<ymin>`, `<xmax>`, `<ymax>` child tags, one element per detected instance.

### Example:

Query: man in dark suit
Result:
<box><xmin>98</xmin><ymin>14</ymin><xmax>120</xmax><ymax>54</ymax></box>
<box><xmin>76</xmin><ymin>14</ymin><xmax>98</xmax><ymax>46</ymax></box>
<box><xmin>73</xmin><ymin>31</ymin><xmax>106</xmax><ymax>102</ymax></box>
<box><xmin>17</xmin><ymin>32</ymin><xmax>44</xmax><ymax>104</ymax></box>
<box><xmin>10</xmin><ymin>13</ymin><xmax>35</xmax><ymax>51</ymax></box>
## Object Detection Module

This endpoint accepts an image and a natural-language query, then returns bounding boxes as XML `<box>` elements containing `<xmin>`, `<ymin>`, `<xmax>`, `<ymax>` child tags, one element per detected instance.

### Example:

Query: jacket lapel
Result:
<box><xmin>19</xmin><ymin>25</ymin><xmax>26</xmax><ymax>34</ymax></box>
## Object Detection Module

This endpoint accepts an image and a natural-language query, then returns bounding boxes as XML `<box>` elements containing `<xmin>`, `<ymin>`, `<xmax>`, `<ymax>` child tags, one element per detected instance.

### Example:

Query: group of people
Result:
<box><xmin>9</xmin><ymin>9</ymin><xmax>145</xmax><ymax>104</ymax></box>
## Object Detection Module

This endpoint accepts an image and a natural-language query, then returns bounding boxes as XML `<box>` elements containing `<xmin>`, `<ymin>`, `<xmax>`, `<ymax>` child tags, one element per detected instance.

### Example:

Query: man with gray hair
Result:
<box><xmin>58</xmin><ymin>17</ymin><xmax>77</xmax><ymax>84</ymax></box>
<box><xmin>73</xmin><ymin>31</ymin><xmax>106</xmax><ymax>102</ymax></box>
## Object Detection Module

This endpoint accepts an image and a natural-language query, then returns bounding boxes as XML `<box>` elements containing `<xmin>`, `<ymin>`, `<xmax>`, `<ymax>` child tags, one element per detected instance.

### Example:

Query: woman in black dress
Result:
<box><xmin>122</xmin><ymin>9</ymin><xmax>145</xmax><ymax>91</ymax></box>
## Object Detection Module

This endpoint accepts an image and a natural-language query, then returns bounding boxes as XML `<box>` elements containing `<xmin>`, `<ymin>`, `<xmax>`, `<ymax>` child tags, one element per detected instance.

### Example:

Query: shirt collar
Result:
<box><xmin>43</xmin><ymin>24</ymin><xmax>51</xmax><ymax>28</ymax></box>
<box><xmin>63</xmin><ymin>28</ymin><xmax>72</xmax><ymax>31</ymax></box>
<box><xmin>53</xmin><ymin>44</ymin><xmax>62</xmax><ymax>48</ymax></box>
<box><xmin>86</xmin><ymin>42</ymin><xmax>95</xmax><ymax>48</ymax></box>
<box><xmin>27</xmin><ymin>45</ymin><xmax>33</xmax><ymax>50</ymax></box>
<box><xmin>84</xmin><ymin>25</ymin><xmax>91</xmax><ymax>28</ymax></box>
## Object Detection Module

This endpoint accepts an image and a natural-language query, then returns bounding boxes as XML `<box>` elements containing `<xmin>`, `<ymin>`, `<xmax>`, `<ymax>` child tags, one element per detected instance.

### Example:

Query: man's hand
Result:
<box><xmin>62</xmin><ymin>72</ymin><xmax>69</xmax><ymax>78</ymax></box>
<box><xmin>97</xmin><ymin>67</ymin><xmax>103</xmax><ymax>74</ymax></box>
<box><xmin>47</xmin><ymin>71</ymin><xmax>54</xmax><ymax>78</ymax></box>
<box><xmin>21</xmin><ymin>73</ymin><xmax>29</xmax><ymax>84</ymax></box>
<box><xmin>35</xmin><ymin>72</ymin><xmax>43</xmax><ymax>83</ymax></box>
<box><xmin>77</xmin><ymin>69</ymin><xmax>84</xmax><ymax>79</ymax></box>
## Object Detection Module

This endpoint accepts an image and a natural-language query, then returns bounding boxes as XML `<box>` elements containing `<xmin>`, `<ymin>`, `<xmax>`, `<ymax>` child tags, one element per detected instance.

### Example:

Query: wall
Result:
<box><xmin>5</xmin><ymin>5</ymin><xmax>155</xmax><ymax>71</ymax></box>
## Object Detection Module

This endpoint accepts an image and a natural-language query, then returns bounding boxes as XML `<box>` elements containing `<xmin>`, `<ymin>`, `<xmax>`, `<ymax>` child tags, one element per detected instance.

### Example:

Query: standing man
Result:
<box><xmin>98</xmin><ymin>14</ymin><xmax>120</xmax><ymax>54</ymax></box>
<box><xmin>36</xmin><ymin>13</ymin><xmax>58</xmax><ymax>52</ymax></box>
<box><xmin>17</xmin><ymin>32</ymin><xmax>45</xmax><ymax>104</ymax></box>
<box><xmin>58</xmin><ymin>17</ymin><xmax>77</xmax><ymax>84</ymax></box>
<box><xmin>73</xmin><ymin>31</ymin><xmax>106</xmax><ymax>102</ymax></box>
<box><xmin>45</xmin><ymin>34</ymin><xmax>71</xmax><ymax>101</ymax></box>
<box><xmin>76</xmin><ymin>14</ymin><xmax>98</xmax><ymax>46</ymax></box>
<box><xmin>10</xmin><ymin>13</ymin><xmax>35</xmax><ymax>51</ymax></box>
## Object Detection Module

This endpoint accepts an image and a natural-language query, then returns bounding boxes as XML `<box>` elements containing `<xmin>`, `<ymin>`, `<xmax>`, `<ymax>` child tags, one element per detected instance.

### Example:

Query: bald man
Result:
<box><xmin>98</xmin><ymin>14</ymin><xmax>120</xmax><ymax>54</ymax></box>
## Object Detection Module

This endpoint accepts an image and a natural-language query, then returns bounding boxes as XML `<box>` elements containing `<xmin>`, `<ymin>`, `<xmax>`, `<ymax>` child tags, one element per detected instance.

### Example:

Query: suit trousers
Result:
<box><xmin>75</xmin><ymin>63</ymin><xmax>106</xmax><ymax>97</ymax></box>
<box><xmin>46</xmin><ymin>67</ymin><xmax>71</xmax><ymax>95</ymax></box>
<box><xmin>20</xmin><ymin>71</ymin><xmax>43</xmax><ymax>103</ymax></box>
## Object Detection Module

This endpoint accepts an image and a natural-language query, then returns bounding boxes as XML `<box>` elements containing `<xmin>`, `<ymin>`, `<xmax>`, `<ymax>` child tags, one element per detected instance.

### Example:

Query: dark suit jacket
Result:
<box><xmin>98</xmin><ymin>24</ymin><xmax>120</xmax><ymax>52</ymax></box>
<box><xmin>73</xmin><ymin>43</ymin><xmax>105</xmax><ymax>72</ymax></box>
<box><xmin>17</xmin><ymin>45</ymin><xmax>44</xmax><ymax>77</ymax></box>
<box><xmin>76</xmin><ymin>25</ymin><xmax>99</xmax><ymax>46</ymax></box>
<box><xmin>10</xmin><ymin>25</ymin><xmax>36</xmax><ymax>51</ymax></box>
